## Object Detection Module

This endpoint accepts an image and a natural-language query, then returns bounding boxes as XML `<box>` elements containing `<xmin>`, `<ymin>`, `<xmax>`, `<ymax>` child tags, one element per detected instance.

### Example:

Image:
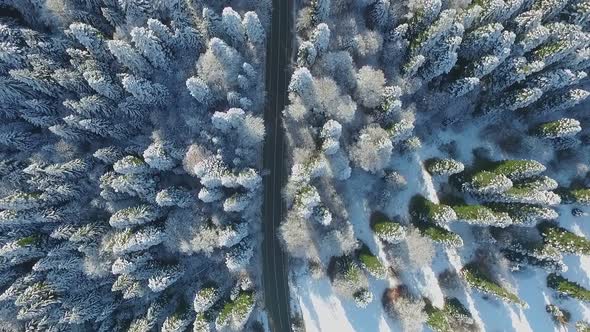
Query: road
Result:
<box><xmin>262</xmin><ymin>0</ymin><xmax>293</xmax><ymax>331</ymax></box>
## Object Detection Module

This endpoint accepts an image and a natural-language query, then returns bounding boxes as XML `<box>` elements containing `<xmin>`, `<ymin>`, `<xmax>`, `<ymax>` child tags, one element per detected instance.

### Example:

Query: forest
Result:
<box><xmin>0</xmin><ymin>0</ymin><xmax>268</xmax><ymax>331</ymax></box>
<box><xmin>1</xmin><ymin>0</ymin><xmax>590</xmax><ymax>331</ymax></box>
<box><xmin>283</xmin><ymin>0</ymin><xmax>590</xmax><ymax>331</ymax></box>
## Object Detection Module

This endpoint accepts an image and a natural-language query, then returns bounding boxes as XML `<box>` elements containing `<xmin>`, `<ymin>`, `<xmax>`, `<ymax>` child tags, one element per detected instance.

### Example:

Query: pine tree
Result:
<box><xmin>111</xmin><ymin>226</ymin><xmax>165</xmax><ymax>255</ymax></box>
<box><xmin>109</xmin><ymin>205</ymin><xmax>161</xmax><ymax>229</ymax></box>
<box><xmin>107</xmin><ymin>40</ymin><xmax>153</xmax><ymax>76</ymax></box>
<box><xmin>372</xmin><ymin>216</ymin><xmax>406</xmax><ymax>243</ymax></box>
<box><xmin>222</xmin><ymin>7</ymin><xmax>246</xmax><ymax>46</ymax></box>
<box><xmin>425</xmin><ymin>158</ymin><xmax>465</xmax><ymax>176</ymax></box>
<box><xmin>130</xmin><ymin>26</ymin><xmax>171</xmax><ymax>70</ymax></box>
<box><xmin>368</xmin><ymin>0</ymin><xmax>390</xmax><ymax>30</ymax></box>
<box><xmin>83</xmin><ymin>70</ymin><xmax>123</xmax><ymax>100</ymax></box>
<box><xmin>243</xmin><ymin>12</ymin><xmax>265</xmax><ymax>46</ymax></box>
<box><xmin>147</xmin><ymin>264</ymin><xmax>184</xmax><ymax>292</ymax></box>
<box><xmin>193</xmin><ymin>285</ymin><xmax>220</xmax><ymax>313</ymax></box>
<box><xmin>121</xmin><ymin>74</ymin><xmax>169</xmax><ymax>105</ymax></box>
<box><xmin>186</xmin><ymin>77</ymin><xmax>212</xmax><ymax>105</ymax></box>
<box><xmin>68</xmin><ymin>22</ymin><xmax>112</xmax><ymax>61</ymax></box>
<box><xmin>311</xmin><ymin>23</ymin><xmax>331</xmax><ymax>55</ymax></box>
<box><xmin>161</xmin><ymin>302</ymin><xmax>193</xmax><ymax>332</ymax></box>
<box><xmin>534</xmin><ymin>118</ymin><xmax>582</xmax><ymax>138</ymax></box>
<box><xmin>113</xmin><ymin>155</ymin><xmax>150</xmax><ymax>174</ymax></box>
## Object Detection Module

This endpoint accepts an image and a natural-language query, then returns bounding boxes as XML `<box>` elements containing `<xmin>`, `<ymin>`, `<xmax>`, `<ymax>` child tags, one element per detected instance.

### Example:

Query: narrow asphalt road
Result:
<box><xmin>262</xmin><ymin>0</ymin><xmax>293</xmax><ymax>331</ymax></box>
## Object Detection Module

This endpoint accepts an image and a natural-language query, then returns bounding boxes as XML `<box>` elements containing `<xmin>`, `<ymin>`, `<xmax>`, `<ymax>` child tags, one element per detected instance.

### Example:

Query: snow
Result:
<box><xmin>298</xmin><ymin>276</ymin><xmax>398</xmax><ymax>332</ymax></box>
<box><xmin>294</xmin><ymin>163</ymin><xmax>590</xmax><ymax>331</ymax></box>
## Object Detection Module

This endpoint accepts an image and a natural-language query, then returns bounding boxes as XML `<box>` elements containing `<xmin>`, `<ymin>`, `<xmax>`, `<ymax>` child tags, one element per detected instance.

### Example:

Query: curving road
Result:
<box><xmin>262</xmin><ymin>0</ymin><xmax>293</xmax><ymax>331</ymax></box>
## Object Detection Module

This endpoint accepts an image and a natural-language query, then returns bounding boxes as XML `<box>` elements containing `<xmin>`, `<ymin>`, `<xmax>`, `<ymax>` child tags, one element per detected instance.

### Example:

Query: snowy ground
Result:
<box><xmin>294</xmin><ymin>155</ymin><xmax>590</xmax><ymax>332</ymax></box>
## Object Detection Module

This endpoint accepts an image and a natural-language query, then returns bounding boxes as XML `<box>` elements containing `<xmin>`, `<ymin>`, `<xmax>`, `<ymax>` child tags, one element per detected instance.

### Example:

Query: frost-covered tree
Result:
<box><xmin>108</xmin><ymin>40</ymin><xmax>153</xmax><ymax>76</ymax></box>
<box><xmin>425</xmin><ymin>158</ymin><xmax>465</xmax><ymax>176</ymax></box>
<box><xmin>0</xmin><ymin>2</ymin><xmax>268</xmax><ymax>329</ymax></box>
<box><xmin>222</xmin><ymin>7</ymin><xmax>246</xmax><ymax>46</ymax></box>
<box><xmin>243</xmin><ymin>12</ymin><xmax>265</xmax><ymax>46</ymax></box>
<box><xmin>534</xmin><ymin>118</ymin><xmax>582</xmax><ymax>138</ymax></box>
<box><xmin>121</xmin><ymin>74</ymin><xmax>169</xmax><ymax>105</ymax></box>
<box><xmin>350</xmin><ymin>125</ymin><xmax>392</xmax><ymax>173</ymax></box>
<box><xmin>356</xmin><ymin>66</ymin><xmax>385</xmax><ymax>109</ymax></box>
<box><xmin>130</xmin><ymin>26</ymin><xmax>170</xmax><ymax>70</ymax></box>
<box><xmin>283</xmin><ymin>1</ymin><xmax>590</xmax><ymax>326</ymax></box>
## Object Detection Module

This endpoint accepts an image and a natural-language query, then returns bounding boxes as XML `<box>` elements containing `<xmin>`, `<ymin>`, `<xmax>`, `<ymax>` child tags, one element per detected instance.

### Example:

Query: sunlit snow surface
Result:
<box><xmin>295</xmin><ymin>156</ymin><xmax>590</xmax><ymax>331</ymax></box>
